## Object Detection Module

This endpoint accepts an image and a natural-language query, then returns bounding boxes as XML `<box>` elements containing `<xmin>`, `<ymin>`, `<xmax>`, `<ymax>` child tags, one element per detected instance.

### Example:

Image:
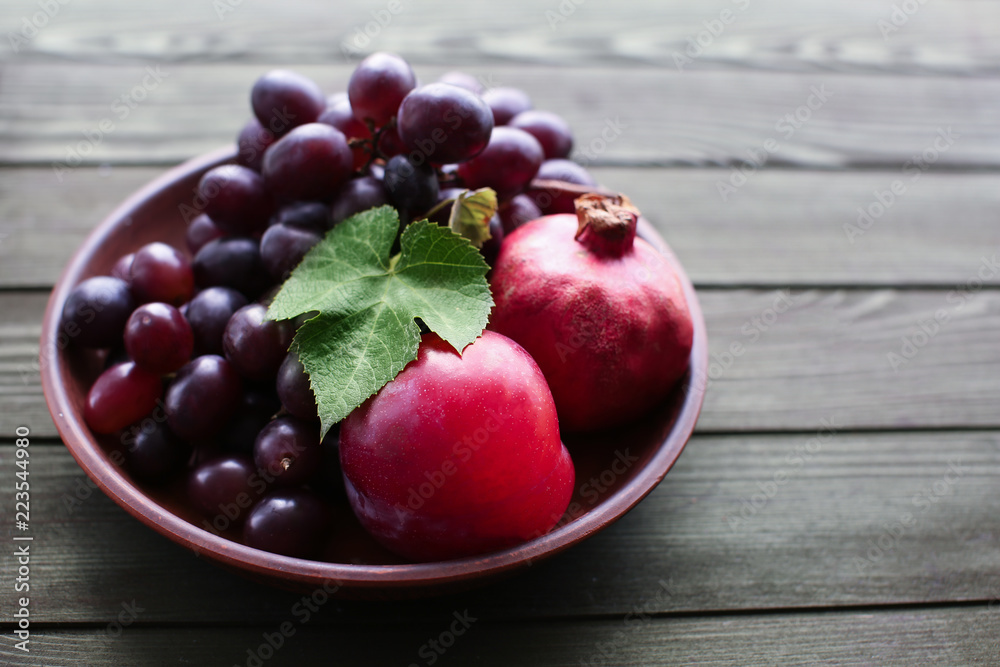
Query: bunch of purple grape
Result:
<box><xmin>61</xmin><ymin>52</ymin><xmax>596</xmax><ymax>561</ymax></box>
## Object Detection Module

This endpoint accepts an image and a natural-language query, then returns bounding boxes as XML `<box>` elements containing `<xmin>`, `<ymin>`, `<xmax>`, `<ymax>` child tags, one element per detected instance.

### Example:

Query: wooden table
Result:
<box><xmin>2</xmin><ymin>1</ymin><xmax>1000</xmax><ymax>664</ymax></box>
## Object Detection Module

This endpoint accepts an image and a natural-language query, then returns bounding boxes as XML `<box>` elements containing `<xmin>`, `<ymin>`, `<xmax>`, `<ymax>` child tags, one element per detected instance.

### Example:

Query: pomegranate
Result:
<box><xmin>489</xmin><ymin>193</ymin><xmax>694</xmax><ymax>431</ymax></box>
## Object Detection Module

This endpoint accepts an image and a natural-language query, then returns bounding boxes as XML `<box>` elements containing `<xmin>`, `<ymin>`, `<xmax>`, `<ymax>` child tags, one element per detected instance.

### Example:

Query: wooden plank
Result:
<box><xmin>2</xmin><ymin>607</ymin><xmax>999</xmax><ymax>666</ymax></box>
<box><xmin>1</xmin><ymin>63</ymin><xmax>998</xmax><ymax>168</ymax></box>
<box><xmin>4</xmin><ymin>167</ymin><xmax>1000</xmax><ymax>289</ymax></box>
<box><xmin>5</xmin><ymin>0</ymin><xmax>1000</xmax><ymax>76</ymax></box>
<box><xmin>1</xmin><ymin>432</ymin><xmax>997</xmax><ymax>623</ymax></box>
<box><xmin>10</xmin><ymin>288</ymin><xmax>1000</xmax><ymax>438</ymax></box>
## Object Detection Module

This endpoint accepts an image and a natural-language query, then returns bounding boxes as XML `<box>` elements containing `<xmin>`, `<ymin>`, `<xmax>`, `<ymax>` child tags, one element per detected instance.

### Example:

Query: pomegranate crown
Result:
<box><xmin>573</xmin><ymin>193</ymin><xmax>640</xmax><ymax>256</ymax></box>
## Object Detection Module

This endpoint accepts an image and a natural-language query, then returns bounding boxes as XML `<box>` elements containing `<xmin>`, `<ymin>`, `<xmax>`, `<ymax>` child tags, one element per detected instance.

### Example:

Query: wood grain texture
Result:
<box><xmin>3</xmin><ymin>167</ymin><xmax>1000</xmax><ymax>289</ymax></box>
<box><xmin>1</xmin><ymin>62</ymin><xmax>997</xmax><ymax>168</ymax></box>
<box><xmin>11</xmin><ymin>287</ymin><xmax>1000</xmax><ymax>437</ymax></box>
<box><xmin>2</xmin><ymin>433</ymin><xmax>997</xmax><ymax>623</ymax></box>
<box><xmin>4</xmin><ymin>0</ymin><xmax>999</xmax><ymax>76</ymax></box>
<box><xmin>1</xmin><ymin>602</ymin><xmax>998</xmax><ymax>667</ymax></box>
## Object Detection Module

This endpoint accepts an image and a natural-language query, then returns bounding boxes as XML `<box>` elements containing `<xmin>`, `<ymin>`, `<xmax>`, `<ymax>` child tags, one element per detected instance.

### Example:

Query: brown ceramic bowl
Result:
<box><xmin>39</xmin><ymin>147</ymin><xmax>708</xmax><ymax>598</ymax></box>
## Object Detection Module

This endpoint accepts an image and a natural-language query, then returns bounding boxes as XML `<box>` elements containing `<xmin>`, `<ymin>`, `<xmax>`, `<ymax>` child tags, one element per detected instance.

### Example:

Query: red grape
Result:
<box><xmin>482</xmin><ymin>87</ymin><xmax>532</xmax><ymax>125</ymax></box>
<box><xmin>243</xmin><ymin>488</ymin><xmax>331</xmax><ymax>559</ymax></box>
<box><xmin>262</xmin><ymin>123</ymin><xmax>354</xmax><ymax>202</ymax></box>
<box><xmin>165</xmin><ymin>355</ymin><xmax>242</xmax><ymax>440</ymax></box>
<box><xmin>124</xmin><ymin>302</ymin><xmax>193</xmax><ymax>374</ymax></box>
<box><xmin>197</xmin><ymin>164</ymin><xmax>273</xmax><ymax>234</ymax></box>
<box><xmin>509</xmin><ymin>110</ymin><xmax>573</xmax><ymax>160</ymax></box>
<box><xmin>85</xmin><ymin>361</ymin><xmax>163</xmax><ymax>434</ymax></box>
<box><xmin>130</xmin><ymin>242</ymin><xmax>195</xmax><ymax>307</ymax></box>
<box><xmin>222</xmin><ymin>303</ymin><xmax>293</xmax><ymax>381</ymax></box>
<box><xmin>61</xmin><ymin>276</ymin><xmax>135</xmax><ymax>348</ymax></box>
<box><xmin>253</xmin><ymin>416</ymin><xmax>322</xmax><ymax>487</ymax></box>
<box><xmin>397</xmin><ymin>83</ymin><xmax>494</xmax><ymax>165</ymax></box>
<box><xmin>347</xmin><ymin>52</ymin><xmax>416</xmax><ymax>127</ymax></box>
<box><xmin>185</xmin><ymin>214</ymin><xmax>224</xmax><ymax>255</ymax></box>
<box><xmin>456</xmin><ymin>127</ymin><xmax>544</xmax><ymax>201</ymax></box>
<box><xmin>251</xmin><ymin>70</ymin><xmax>325</xmax><ymax>137</ymax></box>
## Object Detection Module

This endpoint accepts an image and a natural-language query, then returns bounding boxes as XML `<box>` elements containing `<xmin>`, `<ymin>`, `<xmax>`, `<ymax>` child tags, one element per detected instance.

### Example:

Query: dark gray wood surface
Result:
<box><xmin>1</xmin><ymin>0</ymin><xmax>998</xmax><ymax>664</ymax></box>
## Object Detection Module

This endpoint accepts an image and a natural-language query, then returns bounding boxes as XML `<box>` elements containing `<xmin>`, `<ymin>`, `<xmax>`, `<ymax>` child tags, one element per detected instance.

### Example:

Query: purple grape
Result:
<box><xmin>61</xmin><ymin>276</ymin><xmax>135</xmax><ymax>348</ymax></box>
<box><xmin>499</xmin><ymin>194</ymin><xmax>543</xmax><ymax>234</ymax></box>
<box><xmin>382</xmin><ymin>155</ymin><xmax>439</xmax><ymax>215</ymax></box>
<box><xmin>260</xmin><ymin>223</ymin><xmax>322</xmax><ymax>281</ymax></box>
<box><xmin>236</xmin><ymin>118</ymin><xmax>276</xmax><ymax>172</ymax></box>
<box><xmin>456</xmin><ymin>127</ymin><xmax>544</xmax><ymax>201</ymax></box>
<box><xmin>124</xmin><ymin>302</ymin><xmax>193</xmax><ymax>374</ymax></box>
<box><xmin>222</xmin><ymin>303</ymin><xmax>293</xmax><ymax>381</ymax></box>
<box><xmin>192</xmin><ymin>237</ymin><xmax>270</xmax><ymax>300</ymax></box>
<box><xmin>482</xmin><ymin>87</ymin><xmax>532</xmax><ymax>125</ymax></box>
<box><xmin>254</xmin><ymin>416</ymin><xmax>322</xmax><ymax>487</ymax></box>
<box><xmin>437</xmin><ymin>71</ymin><xmax>484</xmax><ymax>95</ymax></box>
<box><xmin>124</xmin><ymin>421</ymin><xmax>190</xmax><ymax>483</ymax></box>
<box><xmin>480</xmin><ymin>214</ymin><xmax>505</xmax><ymax>266</ymax></box>
<box><xmin>185</xmin><ymin>214</ymin><xmax>224</xmax><ymax>255</ymax></box>
<box><xmin>330</xmin><ymin>175</ymin><xmax>389</xmax><ymax>225</ymax></box>
<box><xmin>527</xmin><ymin>159</ymin><xmax>598</xmax><ymax>214</ymax></box>
<box><xmin>262</xmin><ymin>123</ymin><xmax>354</xmax><ymax>203</ymax></box>
<box><xmin>509</xmin><ymin>110</ymin><xmax>573</xmax><ymax>160</ymax></box>
<box><xmin>184</xmin><ymin>286</ymin><xmax>249</xmax><ymax>356</ymax></box>
<box><xmin>110</xmin><ymin>253</ymin><xmax>134</xmax><ymax>283</ymax></box>
<box><xmin>165</xmin><ymin>355</ymin><xmax>242</xmax><ymax>440</ymax></box>
<box><xmin>220</xmin><ymin>388</ymin><xmax>282</xmax><ymax>455</ymax></box>
<box><xmin>276</xmin><ymin>351</ymin><xmax>317</xmax><ymax>421</ymax></box>
<box><xmin>130</xmin><ymin>242</ymin><xmax>194</xmax><ymax>307</ymax></box>
<box><xmin>189</xmin><ymin>455</ymin><xmax>265</xmax><ymax>525</ymax></box>
<box><xmin>197</xmin><ymin>164</ymin><xmax>273</xmax><ymax>234</ymax></box>
<box><xmin>347</xmin><ymin>52</ymin><xmax>416</xmax><ymax>128</ymax></box>
<box><xmin>251</xmin><ymin>70</ymin><xmax>325</xmax><ymax>137</ymax></box>
<box><xmin>271</xmin><ymin>201</ymin><xmax>330</xmax><ymax>231</ymax></box>
<box><xmin>396</xmin><ymin>83</ymin><xmax>495</xmax><ymax>165</ymax></box>
<box><xmin>318</xmin><ymin>99</ymin><xmax>371</xmax><ymax>171</ymax></box>
<box><xmin>243</xmin><ymin>488</ymin><xmax>331</xmax><ymax>559</ymax></box>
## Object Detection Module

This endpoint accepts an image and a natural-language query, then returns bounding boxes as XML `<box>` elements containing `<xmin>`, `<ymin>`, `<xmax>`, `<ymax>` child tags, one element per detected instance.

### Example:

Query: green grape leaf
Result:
<box><xmin>267</xmin><ymin>206</ymin><xmax>493</xmax><ymax>437</ymax></box>
<box><xmin>448</xmin><ymin>187</ymin><xmax>497</xmax><ymax>248</ymax></box>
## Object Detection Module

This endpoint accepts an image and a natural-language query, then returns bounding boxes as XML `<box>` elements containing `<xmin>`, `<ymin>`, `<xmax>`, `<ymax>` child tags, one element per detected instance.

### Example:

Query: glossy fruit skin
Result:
<box><xmin>123</xmin><ymin>302</ymin><xmax>194</xmax><ymax>374</ymax></box>
<box><xmin>61</xmin><ymin>276</ymin><xmax>135</xmax><ymax>348</ymax></box>
<box><xmin>489</xmin><ymin>213</ymin><xmax>694</xmax><ymax>431</ymax></box>
<box><xmin>456</xmin><ymin>127</ymin><xmax>544</xmax><ymax>201</ymax></box>
<box><xmin>262</xmin><ymin>123</ymin><xmax>353</xmax><ymax>203</ymax></box>
<box><xmin>347</xmin><ymin>52</ymin><xmax>416</xmax><ymax>127</ymax></box>
<box><xmin>396</xmin><ymin>83</ymin><xmax>494</xmax><ymax>165</ymax></box>
<box><xmin>340</xmin><ymin>331</ymin><xmax>575</xmax><ymax>562</ymax></box>
<box><xmin>84</xmin><ymin>361</ymin><xmax>163</xmax><ymax>435</ymax></box>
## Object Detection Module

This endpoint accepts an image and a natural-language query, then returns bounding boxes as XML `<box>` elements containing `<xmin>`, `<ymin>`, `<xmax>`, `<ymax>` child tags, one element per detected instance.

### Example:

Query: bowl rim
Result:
<box><xmin>39</xmin><ymin>147</ymin><xmax>708</xmax><ymax>592</ymax></box>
